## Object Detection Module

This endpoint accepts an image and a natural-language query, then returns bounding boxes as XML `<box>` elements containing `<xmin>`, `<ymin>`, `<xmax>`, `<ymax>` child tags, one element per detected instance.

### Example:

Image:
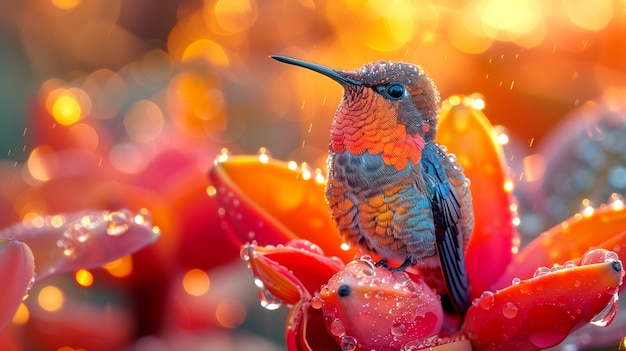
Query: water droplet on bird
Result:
<box><xmin>106</xmin><ymin>211</ymin><xmax>130</xmax><ymax>236</ymax></box>
<box><xmin>502</xmin><ymin>302</ymin><xmax>518</xmax><ymax>319</ymax></box>
<box><xmin>258</xmin><ymin>289</ymin><xmax>282</xmax><ymax>310</ymax></box>
<box><xmin>311</xmin><ymin>295</ymin><xmax>323</xmax><ymax>309</ymax></box>
<box><xmin>511</xmin><ymin>277</ymin><xmax>521</xmax><ymax>285</ymax></box>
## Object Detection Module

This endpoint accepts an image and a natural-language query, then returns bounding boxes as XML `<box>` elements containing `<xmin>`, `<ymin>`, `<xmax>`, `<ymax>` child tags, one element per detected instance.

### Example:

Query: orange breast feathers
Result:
<box><xmin>330</xmin><ymin>95</ymin><xmax>425</xmax><ymax>171</ymax></box>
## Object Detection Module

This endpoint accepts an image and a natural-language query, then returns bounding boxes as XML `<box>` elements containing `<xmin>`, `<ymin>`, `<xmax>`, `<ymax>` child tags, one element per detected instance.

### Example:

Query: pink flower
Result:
<box><xmin>210</xmin><ymin>95</ymin><xmax>626</xmax><ymax>350</ymax></box>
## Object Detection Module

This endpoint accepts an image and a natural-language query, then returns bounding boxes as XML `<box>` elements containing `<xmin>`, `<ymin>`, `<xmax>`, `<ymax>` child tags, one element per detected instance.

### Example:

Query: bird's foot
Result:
<box><xmin>375</xmin><ymin>257</ymin><xmax>412</xmax><ymax>272</ymax></box>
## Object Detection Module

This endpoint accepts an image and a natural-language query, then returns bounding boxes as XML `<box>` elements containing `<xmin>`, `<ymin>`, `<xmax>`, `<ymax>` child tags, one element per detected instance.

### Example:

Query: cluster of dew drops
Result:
<box><xmin>17</xmin><ymin>208</ymin><xmax>154</xmax><ymax>258</ymax></box>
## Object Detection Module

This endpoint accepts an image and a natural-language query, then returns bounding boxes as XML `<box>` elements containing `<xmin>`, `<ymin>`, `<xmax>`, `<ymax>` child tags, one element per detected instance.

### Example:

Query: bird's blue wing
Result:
<box><xmin>421</xmin><ymin>143</ymin><xmax>471</xmax><ymax>315</ymax></box>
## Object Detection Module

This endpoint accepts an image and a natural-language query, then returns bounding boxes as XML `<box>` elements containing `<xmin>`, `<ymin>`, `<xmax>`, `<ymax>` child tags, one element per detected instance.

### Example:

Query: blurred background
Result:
<box><xmin>0</xmin><ymin>0</ymin><xmax>625</xmax><ymax>350</ymax></box>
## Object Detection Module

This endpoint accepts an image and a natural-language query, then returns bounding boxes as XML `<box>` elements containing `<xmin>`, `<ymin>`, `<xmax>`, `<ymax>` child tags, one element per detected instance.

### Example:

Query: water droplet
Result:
<box><xmin>478</xmin><ymin>291</ymin><xmax>495</xmax><ymax>310</ymax></box>
<box><xmin>206</xmin><ymin>185</ymin><xmax>217</xmax><ymax>197</ymax></box>
<box><xmin>106</xmin><ymin>211</ymin><xmax>130</xmax><ymax>236</ymax></box>
<box><xmin>258</xmin><ymin>289</ymin><xmax>282</xmax><ymax>310</ymax></box>
<box><xmin>257</xmin><ymin>147</ymin><xmax>271</xmax><ymax>163</ymax></box>
<box><xmin>215</xmin><ymin>147</ymin><xmax>229</xmax><ymax>163</ymax></box>
<box><xmin>581</xmin><ymin>248</ymin><xmax>609</xmax><ymax>265</ymax></box>
<box><xmin>590</xmin><ymin>292</ymin><xmax>619</xmax><ymax>327</ymax></box>
<box><xmin>330</xmin><ymin>318</ymin><xmax>346</xmax><ymax>337</ymax></box>
<box><xmin>391</xmin><ymin>322</ymin><xmax>406</xmax><ymax>337</ymax></box>
<box><xmin>608</xmin><ymin>193</ymin><xmax>625</xmax><ymax>210</ymax></box>
<box><xmin>533</xmin><ymin>266</ymin><xmax>551</xmax><ymax>278</ymax></box>
<box><xmin>557</xmin><ymin>296</ymin><xmax>568</xmax><ymax>306</ymax></box>
<box><xmin>340</xmin><ymin>335</ymin><xmax>357</xmax><ymax>351</ymax></box>
<box><xmin>56</xmin><ymin>239</ymin><xmax>75</xmax><ymax>257</ymax></box>
<box><xmin>310</xmin><ymin>296</ymin><xmax>323</xmax><ymax>309</ymax></box>
<box><xmin>447</xmin><ymin>153</ymin><xmax>457</xmax><ymax>163</ymax></box>
<box><xmin>80</xmin><ymin>215</ymin><xmax>101</xmax><ymax>230</ymax></box>
<box><xmin>463</xmin><ymin>177</ymin><xmax>471</xmax><ymax>187</ymax></box>
<box><xmin>240</xmin><ymin>242</ymin><xmax>255</xmax><ymax>261</ymax></box>
<box><xmin>605</xmin><ymin>250</ymin><xmax>619</xmax><ymax>263</ymax></box>
<box><xmin>511</xmin><ymin>277</ymin><xmax>521</xmax><ymax>285</ymax></box>
<box><xmin>574</xmin><ymin>280</ymin><xmax>581</xmax><ymax>288</ymax></box>
<box><xmin>563</xmin><ymin>260</ymin><xmax>577</xmax><ymax>269</ymax></box>
<box><xmin>502</xmin><ymin>302</ymin><xmax>518</xmax><ymax>319</ymax></box>
<box><xmin>65</xmin><ymin>223</ymin><xmax>91</xmax><ymax>243</ymax></box>
<box><xmin>579</xmin><ymin>199</ymin><xmax>595</xmax><ymax>217</ymax></box>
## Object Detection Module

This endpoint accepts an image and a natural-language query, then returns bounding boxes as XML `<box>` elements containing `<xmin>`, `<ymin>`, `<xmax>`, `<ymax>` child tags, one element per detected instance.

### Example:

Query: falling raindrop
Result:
<box><xmin>105</xmin><ymin>211</ymin><xmax>130</xmax><ymax>236</ymax></box>
<box><xmin>258</xmin><ymin>289</ymin><xmax>282</xmax><ymax>310</ymax></box>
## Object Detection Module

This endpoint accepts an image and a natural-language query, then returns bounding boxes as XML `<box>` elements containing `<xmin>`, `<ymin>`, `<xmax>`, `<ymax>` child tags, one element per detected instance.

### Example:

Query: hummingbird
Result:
<box><xmin>271</xmin><ymin>55</ymin><xmax>474</xmax><ymax>314</ymax></box>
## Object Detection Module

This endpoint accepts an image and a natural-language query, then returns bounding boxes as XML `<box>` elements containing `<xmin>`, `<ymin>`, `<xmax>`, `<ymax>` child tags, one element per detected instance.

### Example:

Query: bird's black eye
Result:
<box><xmin>387</xmin><ymin>84</ymin><xmax>404</xmax><ymax>99</ymax></box>
<box><xmin>376</xmin><ymin>83</ymin><xmax>405</xmax><ymax>100</ymax></box>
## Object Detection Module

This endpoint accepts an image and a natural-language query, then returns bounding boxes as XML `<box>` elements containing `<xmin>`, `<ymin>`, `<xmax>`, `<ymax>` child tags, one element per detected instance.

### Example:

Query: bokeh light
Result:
<box><xmin>182</xmin><ymin>268</ymin><xmax>211</xmax><ymax>296</ymax></box>
<box><xmin>37</xmin><ymin>285</ymin><xmax>65</xmax><ymax>312</ymax></box>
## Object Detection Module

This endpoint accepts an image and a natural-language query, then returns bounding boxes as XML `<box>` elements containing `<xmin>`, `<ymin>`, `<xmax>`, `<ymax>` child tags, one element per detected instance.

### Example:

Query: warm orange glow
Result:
<box><xmin>181</xmin><ymin>39</ymin><xmax>230</xmax><ymax>67</ymax></box>
<box><xmin>75</xmin><ymin>269</ymin><xmax>94</xmax><ymax>287</ymax></box>
<box><xmin>38</xmin><ymin>286</ymin><xmax>65</xmax><ymax>312</ymax></box>
<box><xmin>182</xmin><ymin>268</ymin><xmax>211</xmax><ymax>296</ymax></box>
<box><xmin>68</xmin><ymin>123</ymin><xmax>99</xmax><ymax>151</ymax></box>
<box><xmin>102</xmin><ymin>255</ymin><xmax>133</xmax><ymax>278</ymax></box>
<box><xmin>565</xmin><ymin>0</ymin><xmax>613</xmax><ymax>31</ymax></box>
<box><xmin>523</xmin><ymin>154</ymin><xmax>545</xmax><ymax>182</ymax></box>
<box><xmin>11</xmin><ymin>303</ymin><xmax>29</xmax><ymax>325</ymax></box>
<box><xmin>213</xmin><ymin>0</ymin><xmax>258</xmax><ymax>33</ymax></box>
<box><xmin>215</xmin><ymin>297</ymin><xmax>246</xmax><ymax>328</ymax></box>
<box><xmin>52</xmin><ymin>95</ymin><xmax>82</xmax><ymax>126</ymax></box>
<box><xmin>50</xmin><ymin>0</ymin><xmax>81</xmax><ymax>10</ymax></box>
<box><xmin>27</xmin><ymin>145</ymin><xmax>59</xmax><ymax>182</ymax></box>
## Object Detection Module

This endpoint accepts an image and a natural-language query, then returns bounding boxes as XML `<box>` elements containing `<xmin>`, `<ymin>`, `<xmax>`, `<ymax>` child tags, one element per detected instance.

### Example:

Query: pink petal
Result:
<box><xmin>465</xmin><ymin>250</ymin><xmax>623</xmax><ymax>350</ymax></box>
<box><xmin>0</xmin><ymin>209</ymin><xmax>160</xmax><ymax>282</ymax></box>
<box><xmin>286</xmin><ymin>300</ymin><xmax>341</xmax><ymax>351</ymax></box>
<box><xmin>319</xmin><ymin>258</ymin><xmax>443</xmax><ymax>350</ymax></box>
<box><xmin>436</xmin><ymin>95</ymin><xmax>519</xmax><ymax>297</ymax></box>
<box><xmin>0</xmin><ymin>240</ymin><xmax>35</xmax><ymax>331</ymax></box>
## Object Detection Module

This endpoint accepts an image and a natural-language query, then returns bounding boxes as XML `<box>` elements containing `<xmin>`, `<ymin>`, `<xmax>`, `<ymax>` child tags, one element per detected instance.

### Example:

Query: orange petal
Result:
<box><xmin>496</xmin><ymin>204</ymin><xmax>626</xmax><ymax>289</ymax></box>
<box><xmin>437</xmin><ymin>95</ymin><xmax>519</xmax><ymax>297</ymax></box>
<box><xmin>0</xmin><ymin>240</ymin><xmax>35</xmax><ymax>331</ymax></box>
<box><xmin>210</xmin><ymin>156</ymin><xmax>356</xmax><ymax>262</ymax></box>
<box><xmin>465</xmin><ymin>251</ymin><xmax>623</xmax><ymax>350</ymax></box>
<box><xmin>242</xmin><ymin>240</ymin><xmax>344</xmax><ymax>305</ymax></box>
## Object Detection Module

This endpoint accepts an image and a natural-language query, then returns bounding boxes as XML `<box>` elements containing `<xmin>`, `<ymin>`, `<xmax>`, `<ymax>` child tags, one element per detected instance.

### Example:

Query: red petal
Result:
<box><xmin>0</xmin><ymin>240</ymin><xmax>35</xmax><ymax>331</ymax></box>
<box><xmin>495</xmin><ymin>205</ymin><xmax>626</xmax><ymax>289</ymax></box>
<box><xmin>286</xmin><ymin>300</ymin><xmax>341</xmax><ymax>351</ymax></box>
<box><xmin>243</xmin><ymin>240</ymin><xmax>344</xmax><ymax>303</ymax></box>
<box><xmin>437</xmin><ymin>95</ymin><xmax>519</xmax><ymax>297</ymax></box>
<box><xmin>465</xmin><ymin>253</ymin><xmax>623</xmax><ymax>350</ymax></box>
<box><xmin>210</xmin><ymin>156</ymin><xmax>356</xmax><ymax>262</ymax></box>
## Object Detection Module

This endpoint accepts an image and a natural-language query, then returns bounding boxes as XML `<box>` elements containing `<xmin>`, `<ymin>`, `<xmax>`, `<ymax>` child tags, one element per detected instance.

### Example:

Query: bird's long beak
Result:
<box><xmin>271</xmin><ymin>55</ymin><xmax>363</xmax><ymax>86</ymax></box>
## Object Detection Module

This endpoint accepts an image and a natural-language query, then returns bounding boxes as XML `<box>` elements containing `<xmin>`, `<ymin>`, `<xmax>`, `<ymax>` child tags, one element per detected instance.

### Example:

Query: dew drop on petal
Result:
<box><xmin>240</xmin><ymin>242</ymin><xmax>255</xmax><ymax>261</ymax></box>
<box><xmin>105</xmin><ymin>211</ymin><xmax>130</xmax><ymax>236</ymax></box>
<box><xmin>581</xmin><ymin>248</ymin><xmax>609</xmax><ymax>265</ymax></box>
<box><xmin>258</xmin><ymin>289</ymin><xmax>282</xmax><ymax>310</ymax></box>
<box><xmin>579</xmin><ymin>198</ymin><xmax>595</xmax><ymax>217</ymax></box>
<box><xmin>478</xmin><ymin>291</ymin><xmax>495</xmax><ymax>310</ymax></box>
<box><xmin>533</xmin><ymin>266</ymin><xmax>551</xmax><ymax>278</ymax></box>
<box><xmin>608</xmin><ymin>193</ymin><xmax>625</xmax><ymax>210</ymax></box>
<box><xmin>340</xmin><ymin>335</ymin><xmax>357</xmax><ymax>351</ymax></box>
<box><xmin>391</xmin><ymin>322</ymin><xmax>406</xmax><ymax>337</ymax></box>
<box><xmin>502</xmin><ymin>302</ymin><xmax>519</xmax><ymax>319</ymax></box>
<box><xmin>590</xmin><ymin>292</ymin><xmax>619</xmax><ymax>327</ymax></box>
<box><xmin>330</xmin><ymin>318</ymin><xmax>346</xmax><ymax>337</ymax></box>
<box><xmin>310</xmin><ymin>296</ymin><xmax>323</xmax><ymax>309</ymax></box>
